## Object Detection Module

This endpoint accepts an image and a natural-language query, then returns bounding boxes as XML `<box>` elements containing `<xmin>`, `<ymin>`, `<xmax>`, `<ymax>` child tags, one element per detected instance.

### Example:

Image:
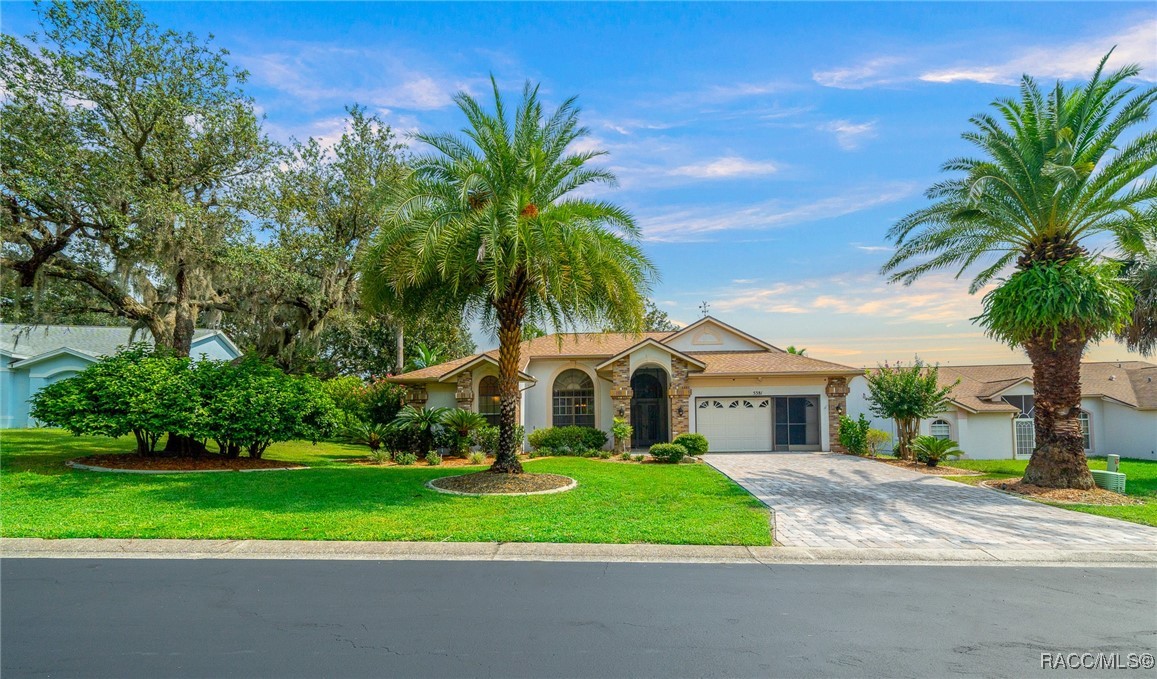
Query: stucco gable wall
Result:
<box><xmin>664</xmin><ymin>322</ymin><xmax>765</xmax><ymax>353</ymax></box>
<box><xmin>190</xmin><ymin>335</ymin><xmax>242</xmax><ymax>362</ymax></box>
<box><xmin>1100</xmin><ymin>401</ymin><xmax>1157</xmax><ymax>461</ymax></box>
<box><xmin>522</xmin><ymin>358</ymin><xmax>612</xmax><ymax>441</ymax></box>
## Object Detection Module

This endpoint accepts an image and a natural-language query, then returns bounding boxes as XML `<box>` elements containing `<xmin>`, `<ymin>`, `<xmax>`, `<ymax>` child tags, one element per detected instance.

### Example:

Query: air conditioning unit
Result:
<box><xmin>1090</xmin><ymin>469</ymin><xmax>1126</xmax><ymax>494</ymax></box>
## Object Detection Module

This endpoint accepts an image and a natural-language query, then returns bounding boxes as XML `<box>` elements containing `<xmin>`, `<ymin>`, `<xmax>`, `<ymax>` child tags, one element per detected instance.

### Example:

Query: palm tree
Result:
<box><xmin>405</xmin><ymin>342</ymin><xmax>442</xmax><ymax>372</ymax></box>
<box><xmin>391</xmin><ymin>405</ymin><xmax>450</xmax><ymax>456</ymax></box>
<box><xmin>1116</xmin><ymin>232</ymin><xmax>1157</xmax><ymax>356</ymax></box>
<box><xmin>363</xmin><ymin>80</ymin><xmax>654</xmax><ymax>473</ymax></box>
<box><xmin>882</xmin><ymin>53</ymin><xmax>1156</xmax><ymax>489</ymax></box>
<box><xmin>785</xmin><ymin>345</ymin><xmax>807</xmax><ymax>356</ymax></box>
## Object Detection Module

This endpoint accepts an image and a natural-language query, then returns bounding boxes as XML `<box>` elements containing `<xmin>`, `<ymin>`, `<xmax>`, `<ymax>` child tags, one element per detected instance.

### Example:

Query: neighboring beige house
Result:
<box><xmin>846</xmin><ymin>362</ymin><xmax>1157</xmax><ymax>461</ymax></box>
<box><xmin>389</xmin><ymin>317</ymin><xmax>862</xmax><ymax>452</ymax></box>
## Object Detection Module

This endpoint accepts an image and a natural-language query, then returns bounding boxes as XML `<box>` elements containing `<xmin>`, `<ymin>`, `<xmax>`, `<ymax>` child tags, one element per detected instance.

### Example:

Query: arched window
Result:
<box><xmin>552</xmin><ymin>369</ymin><xmax>595</xmax><ymax>428</ymax></box>
<box><xmin>930</xmin><ymin>419</ymin><xmax>951</xmax><ymax>440</ymax></box>
<box><xmin>478</xmin><ymin>376</ymin><xmax>501</xmax><ymax>427</ymax></box>
<box><xmin>1078</xmin><ymin>410</ymin><xmax>1091</xmax><ymax>451</ymax></box>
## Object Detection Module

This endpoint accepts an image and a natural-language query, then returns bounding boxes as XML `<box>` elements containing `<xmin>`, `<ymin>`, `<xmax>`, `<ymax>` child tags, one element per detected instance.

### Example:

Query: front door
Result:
<box><xmin>630</xmin><ymin>368</ymin><xmax>668</xmax><ymax>448</ymax></box>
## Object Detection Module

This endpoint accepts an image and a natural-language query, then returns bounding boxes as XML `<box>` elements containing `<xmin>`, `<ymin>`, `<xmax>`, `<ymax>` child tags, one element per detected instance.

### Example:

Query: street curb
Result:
<box><xmin>3</xmin><ymin>538</ymin><xmax>1155</xmax><ymax>567</ymax></box>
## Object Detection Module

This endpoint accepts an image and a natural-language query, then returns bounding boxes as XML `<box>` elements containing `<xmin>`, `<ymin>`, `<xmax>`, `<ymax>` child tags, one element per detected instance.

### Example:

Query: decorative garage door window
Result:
<box><xmin>553</xmin><ymin>369</ymin><xmax>595</xmax><ymax>427</ymax></box>
<box><xmin>478</xmin><ymin>376</ymin><xmax>501</xmax><ymax>427</ymax></box>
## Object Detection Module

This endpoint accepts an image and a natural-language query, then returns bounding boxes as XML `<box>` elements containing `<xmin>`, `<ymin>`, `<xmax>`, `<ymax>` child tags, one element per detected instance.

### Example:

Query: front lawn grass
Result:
<box><xmin>0</xmin><ymin>429</ymin><xmax>770</xmax><ymax>545</ymax></box>
<box><xmin>939</xmin><ymin>457</ymin><xmax>1157</xmax><ymax>527</ymax></box>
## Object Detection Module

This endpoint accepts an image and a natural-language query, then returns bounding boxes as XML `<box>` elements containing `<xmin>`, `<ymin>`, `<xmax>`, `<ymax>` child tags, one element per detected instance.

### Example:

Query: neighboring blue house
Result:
<box><xmin>0</xmin><ymin>324</ymin><xmax>242</xmax><ymax>429</ymax></box>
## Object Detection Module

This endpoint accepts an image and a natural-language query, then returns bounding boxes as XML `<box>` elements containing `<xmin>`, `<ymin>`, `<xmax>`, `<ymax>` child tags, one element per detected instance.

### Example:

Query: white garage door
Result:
<box><xmin>694</xmin><ymin>397</ymin><xmax>773</xmax><ymax>452</ymax></box>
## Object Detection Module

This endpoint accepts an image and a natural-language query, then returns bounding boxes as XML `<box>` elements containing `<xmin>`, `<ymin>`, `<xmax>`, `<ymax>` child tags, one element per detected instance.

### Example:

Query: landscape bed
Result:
<box><xmin>938</xmin><ymin>458</ymin><xmax>1157</xmax><ymax>527</ymax></box>
<box><xmin>0</xmin><ymin>430</ymin><xmax>770</xmax><ymax>546</ymax></box>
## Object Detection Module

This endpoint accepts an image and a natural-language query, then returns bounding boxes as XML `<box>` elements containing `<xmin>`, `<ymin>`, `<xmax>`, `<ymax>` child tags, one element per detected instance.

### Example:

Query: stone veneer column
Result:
<box><xmin>668</xmin><ymin>358</ymin><xmax>692</xmax><ymax>439</ymax></box>
<box><xmin>825</xmin><ymin>376</ymin><xmax>851</xmax><ymax>453</ymax></box>
<box><xmin>609</xmin><ymin>358</ymin><xmax>633</xmax><ymax>441</ymax></box>
<box><xmin>455</xmin><ymin>371</ymin><xmax>473</xmax><ymax>411</ymax></box>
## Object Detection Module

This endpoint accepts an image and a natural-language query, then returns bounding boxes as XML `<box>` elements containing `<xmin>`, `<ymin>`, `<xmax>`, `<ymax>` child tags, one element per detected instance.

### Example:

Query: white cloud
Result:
<box><xmin>854</xmin><ymin>244</ymin><xmax>894</xmax><ymax>253</ymax></box>
<box><xmin>668</xmin><ymin>156</ymin><xmax>779</xmax><ymax>179</ymax></box>
<box><xmin>813</xmin><ymin>57</ymin><xmax>906</xmax><ymax>90</ymax></box>
<box><xmin>638</xmin><ymin>182</ymin><xmax>917</xmax><ymax>242</ymax></box>
<box><xmin>820</xmin><ymin>120</ymin><xmax>877</xmax><ymax>150</ymax></box>
<box><xmin>920</xmin><ymin>20</ymin><xmax>1157</xmax><ymax>85</ymax></box>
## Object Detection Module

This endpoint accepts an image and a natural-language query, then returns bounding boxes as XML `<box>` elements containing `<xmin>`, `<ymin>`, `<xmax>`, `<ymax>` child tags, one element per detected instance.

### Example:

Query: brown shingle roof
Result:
<box><xmin>690</xmin><ymin>351</ymin><xmax>862</xmax><ymax>376</ymax></box>
<box><xmin>935</xmin><ymin>362</ymin><xmax>1157</xmax><ymax>412</ymax></box>
<box><xmin>391</xmin><ymin>328</ymin><xmax>863</xmax><ymax>382</ymax></box>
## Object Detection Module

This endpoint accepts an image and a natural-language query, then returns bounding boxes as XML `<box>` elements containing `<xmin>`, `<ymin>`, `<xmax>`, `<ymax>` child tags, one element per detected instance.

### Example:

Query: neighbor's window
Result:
<box><xmin>478</xmin><ymin>376</ymin><xmax>501</xmax><ymax>427</ymax></box>
<box><xmin>552</xmin><ymin>369</ymin><xmax>595</xmax><ymax>428</ymax></box>
<box><xmin>930</xmin><ymin>419</ymin><xmax>951</xmax><ymax>440</ymax></box>
<box><xmin>1078</xmin><ymin>410</ymin><xmax>1091</xmax><ymax>450</ymax></box>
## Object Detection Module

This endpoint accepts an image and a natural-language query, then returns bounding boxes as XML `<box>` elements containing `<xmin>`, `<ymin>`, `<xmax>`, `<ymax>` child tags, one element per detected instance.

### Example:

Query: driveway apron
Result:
<box><xmin>705</xmin><ymin>452</ymin><xmax>1157</xmax><ymax>549</ymax></box>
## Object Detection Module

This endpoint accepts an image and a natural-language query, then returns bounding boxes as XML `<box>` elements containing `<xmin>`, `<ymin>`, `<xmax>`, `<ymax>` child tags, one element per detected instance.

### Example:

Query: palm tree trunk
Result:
<box><xmin>1022</xmin><ymin>331</ymin><xmax>1095</xmax><ymax>489</ymax></box>
<box><xmin>490</xmin><ymin>271</ymin><xmax>529</xmax><ymax>474</ymax></box>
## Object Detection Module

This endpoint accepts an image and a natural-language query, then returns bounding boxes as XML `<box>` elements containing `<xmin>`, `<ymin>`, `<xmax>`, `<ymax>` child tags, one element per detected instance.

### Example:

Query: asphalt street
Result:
<box><xmin>2</xmin><ymin>559</ymin><xmax>1154</xmax><ymax>678</ymax></box>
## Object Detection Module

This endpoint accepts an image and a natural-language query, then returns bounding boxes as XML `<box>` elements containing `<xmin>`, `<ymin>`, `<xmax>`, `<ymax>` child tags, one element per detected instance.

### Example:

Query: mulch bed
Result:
<box><xmin>70</xmin><ymin>454</ymin><xmax>305</xmax><ymax>471</ymax></box>
<box><xmin>874</xmin><ymin>458</ymin><xmax>983</xmax><ymax>476</ymax></box>
<box><xmin>347</xmin><ymin>455</ymin><xmax>490</xmax><ymax>468</ymax></box>
<box><xmin>428</xmin><ymin>471</ymin><xmax>576</xmax><ymax>495</ymax></box>
<box><xmin>981</xmin><ymin>479</ymin><xmax>1142</xmax><ymax>506</ymax></box>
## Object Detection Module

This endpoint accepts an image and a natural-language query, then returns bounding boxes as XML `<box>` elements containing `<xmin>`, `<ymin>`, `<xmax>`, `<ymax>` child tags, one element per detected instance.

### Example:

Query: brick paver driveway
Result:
<box><xmin>706</xmin><ymin>452</ymin><xmax>1157</xmax><ymax>549</ymax></box>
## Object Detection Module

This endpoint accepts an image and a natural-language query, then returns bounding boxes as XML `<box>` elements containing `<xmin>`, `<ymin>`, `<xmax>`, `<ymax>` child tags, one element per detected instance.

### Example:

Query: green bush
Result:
<box><xmin>320</xmin><ymin>376</ymin><xmax>407</xmax><ymax>430</ymax></box>
<box><xmin>425</xmin><ymin>451</ymin><xmax>442</xmax><ymax>466</ymax></box>
<box><xmin>393</xmin><ymin>451</ymin><xmax>418</xmax><ymax>466</ymax></box>
<box><xmin>865</xmin><ymin>429</ymin><xmax>891</xmax><ymax>457</ymax></box>
<box><xmin>367</xmin><ymin>448</ymin><xmax>391</xmax><ymax>464</ymax></box>
<box><xmin>649</xmin><ymin>442</ymin><xmax>687</xmax><ymax>463</ymax></box>
<box><xmin>443</xmin><ymin>409</ymin><xmax>487</xmax><ymax>456</ymax></box>
<box><xmin>391</xmin><ymin>405</ymin><xmax>449</xmax><ymax>455</ymax></box>
<box><xmin>837</xmin><ymin>414</ymin><xmax>872</xmax><ymax>456</ymax></box>
<box><xmin>30</xmin><ymin>344</ymin><xmax>200</xmax><ymax>456</ymax></box>
<box><xmin>343</xmin><ymin>420</ymin><xmax>390</xmax><ymax>451</ymax></box>
<box><xmin>526</xmin><ymin>426</ymin><xmax>608</xmax><ymax>455</ymax></box>
<box><xmin>619</xmin><ymin>451</ymin><xmax>633</xmax><ymax>461</ymax></box>
<box><xmin>595</xmin><ymin>450</ymin><xmax>612</xmax><ymax>459</ymax></box>
<box><xmin>467</xmin><ymin>451</ymin><xmax>486</xmax><ymax>465</ymax></box>
<box><xmin>672</xmin><ymin>433</ymin><xmax>709</xmax><ymax>456</ymax></box>
<box><xmin>611</xmin><ymin>417</ymin><xmax>633</xmax><ymax>452</ymax></box>
<box><xmin>470</xmin><ymin>424</ymin><xmax>525</xmax><ymax>458</ymax></box>
<box><xmin>196</xmin><ymin>357</ymin><xmax>340</xmax><ymax>459</ymax></box>
<box><xmin>632</xmin><ymin>454</ymin><xmax>645</xmax><ymax>462</ymax></box>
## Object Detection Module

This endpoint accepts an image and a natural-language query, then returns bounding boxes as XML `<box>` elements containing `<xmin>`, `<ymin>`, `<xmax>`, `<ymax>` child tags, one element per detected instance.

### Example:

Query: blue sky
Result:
<box><xmin>6</xmin><ymin>2</ymin><xmax>1156</xmax><ymax>366</ymax></box>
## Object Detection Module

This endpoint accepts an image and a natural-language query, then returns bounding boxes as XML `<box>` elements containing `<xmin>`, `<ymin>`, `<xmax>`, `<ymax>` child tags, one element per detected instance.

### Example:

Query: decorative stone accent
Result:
<box><xmin>610</xmin><ymin>357</ymin><xmax>632</xmax><ymax>424</ymax></box>
<box><xmin>668</xmin><ymin>358</ymin><xmax>693</xmax><ymax>438</ymax></box>
<box><xmin>455</xmin><ymin>371</ymin><xmax>473</xmax><ymax>410</ymax></box>
<box><xmin>825</xmin><ymin>377</ymin><xmax>851</xmax><ymax>452</ymax></box>
<box><xmin>407</xmin><ymin>385</ymin><xmax>428</xmax><ymax>407</ymax></box>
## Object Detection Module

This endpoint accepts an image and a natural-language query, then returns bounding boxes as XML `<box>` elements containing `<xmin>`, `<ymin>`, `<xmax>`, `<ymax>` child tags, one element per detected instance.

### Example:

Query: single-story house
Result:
<box><xmin>0</xmin><ymin>324</ymin><xmax>241</xmax><ymax>429</ymax></box>
<box><xmin>389</xmin><ymin>316</ymin><xmax>864</xmax><ymax>452</ymax></box>
<box><xmin>845</xmin><ymin>362</ymin><xmax>1157</xmax><ymax>461</ymax></box>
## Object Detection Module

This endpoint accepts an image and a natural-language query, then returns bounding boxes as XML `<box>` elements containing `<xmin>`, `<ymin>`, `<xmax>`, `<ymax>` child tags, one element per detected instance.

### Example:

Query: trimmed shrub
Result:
<box><xmin>912</xmin><ymin>436</ymin><xmax>965</xmax><ymax>467</ymax></box>
<box><xmin>649</xmin><ymin>442</ymin><xmax>687</xmax><ymax>463</ymax></box>
<box><xmin>30</xmin><ymin>344</ymin><xmax>200</xmax><ymax>455</ymax></box>
<box><xmin>611</xmin><ymin>417</ymin><xmax>633</xmax><ymax>453</ymax></box>
<box><xmin>470</xmin><ymin>424</ymin><xmax>525</xmax><ymax>458</ymax></box>
<box><xmin>425</xmin><ymin>451</ymin><xmax>442</xmax><ymax>466</ymax></box>
<box><xmin>196</xmin><ymin>357</ymin><xmax>340</xmax><ymax>459</ymax></box>
<box><xmin>865</xmin><ymin>429</ymin><xmax>891</xmax><ymax>457</ymax></box>
<box><xmin>619</xmin><ymin>451</ymin><xmax>633</xmax><ymax>461</ymax></box>
<box><xmin>393</xmin><ymin>451</ymin><xmax>418</xmax><ymax>465</ymax></box>
<box><xmin>672</xmin><ymin>433</ymin><xmax>709</xmax><ymax>456</ymax></box>
<box><xmin>467</xmin><ymin>451</ymin><xmax>486</xmax><ymax>465</ymax></box>
<box><xmin>526</xmin><ymin>426</ymin><xmax>608</xmax><ymax>456</ymax></box>
<box><xmin>837</xmin><ymin>414</ymin><xmax>872</xmax><ymax>456</ymax></box>
<box><xmin>367</xmin><ymin>448</ymin><xmax>391</xmax><ymax>464</ymax></box>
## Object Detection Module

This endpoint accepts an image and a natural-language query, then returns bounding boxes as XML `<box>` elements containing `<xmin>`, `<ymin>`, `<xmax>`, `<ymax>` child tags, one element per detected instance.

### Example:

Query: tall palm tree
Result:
<box><xmin>882</xmin><ymin>53</ymin><xmax>1156</xmax><ymax>489</ymax></box>
<box><xmin>1116</xmin><ymin>231</ymin><xmax>1157</xmax><ymax>356</ymax></box>
<box><xmin>363</xmin><ymin>80</ymin><xmax>654</xmax><ymax>473</ymax></box>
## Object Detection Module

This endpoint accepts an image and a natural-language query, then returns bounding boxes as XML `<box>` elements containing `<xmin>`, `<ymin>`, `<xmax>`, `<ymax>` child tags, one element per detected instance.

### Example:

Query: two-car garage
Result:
<box><xmin>694</xmin><ymin>395</ymin><xmax>822</xmax><ymax>452</ymax></box>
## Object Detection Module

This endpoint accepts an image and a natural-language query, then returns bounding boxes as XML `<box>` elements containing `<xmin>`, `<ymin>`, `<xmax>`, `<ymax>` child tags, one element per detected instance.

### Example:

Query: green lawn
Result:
<box><xmin>0</xmin><ymin>429</ymin><xmax>770</xmax><ymax>545</ymax></box>
<box><xmin>939</xmin><ymin>457</ymin><xmax>1157</xmax><ymax>527</ymax></box>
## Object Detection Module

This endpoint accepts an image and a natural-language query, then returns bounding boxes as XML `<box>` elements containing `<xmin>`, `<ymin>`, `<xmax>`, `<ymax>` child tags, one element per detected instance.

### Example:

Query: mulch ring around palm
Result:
<box><xmin>427</xmin><ymin>471</ymin><xmax>577</xmax><ymax>496</ymax></box>
<box><xmin>875</xmin><ymin>459</ymin><xmax>983</xmax><ymax>476</ymax></box>
<box><xmin>981</xmin><ymin>479</ymin><xmax>1142</xmax><ymax>506</ymax></box>
<box><xmin>68</xmin><ymin>454</ymin><xmax>306</xmax><ymax>472</ymax></box>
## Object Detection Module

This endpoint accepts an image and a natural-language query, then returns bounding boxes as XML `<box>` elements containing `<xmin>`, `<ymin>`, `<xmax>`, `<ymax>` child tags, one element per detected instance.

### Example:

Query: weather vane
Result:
<box><xmin>699</xmin><ymin>301</ymin><xmax>710</xmax><ymax>317</ymax></box>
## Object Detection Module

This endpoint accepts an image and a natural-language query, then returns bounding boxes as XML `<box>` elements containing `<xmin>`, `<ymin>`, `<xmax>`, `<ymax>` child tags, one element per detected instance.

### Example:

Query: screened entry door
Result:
<box><xmin>772</xmin><ymin>396</ymin><xmax>821</xmax><ymax>451</ymax></box>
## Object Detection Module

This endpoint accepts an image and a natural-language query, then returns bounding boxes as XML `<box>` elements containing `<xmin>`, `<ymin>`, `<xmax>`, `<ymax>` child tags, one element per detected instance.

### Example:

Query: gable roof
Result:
<box><xmin>594</xmin><ymin>337</ymin><xmax>707</xmax><ymax>371</ymax></box>
<box><xmin>931</xmin><ymin>362</ymin><xmax>1157</xmax><ymax>412</ymax></box>
<box><xmin>663</xmin><ymin>316</ymin><xmax>778</xmax><ymax>352</ymax></box>
<box><xmin>390</xmin><ymin>321</ymin><xmax>860</xmax><ymax>383</ymax></box>
<box><xmin>8</xmin><ymin>346</ymin><xmax>101</xmax><ymax>369</ymax></box>
<box><xmin>0</xmin><ymin>324</ymin><xmax>238</xmax><ymax>365</ymax></box>
<box><xmin>389</xmin><ymin>352</ymin><xmax>536</xmax><ymax>384</ymax></box>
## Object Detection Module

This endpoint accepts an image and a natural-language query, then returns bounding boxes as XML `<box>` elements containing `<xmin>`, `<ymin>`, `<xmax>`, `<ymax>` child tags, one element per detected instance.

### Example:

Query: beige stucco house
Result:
<box><xmin>389</xmin><ymin>317</ymin><xmax>862</xmax><ymax>452</ymax></box>
<box><xmin>846</xmin><ymin>362</ymin><xmax>1157</xmax><ymax>461</ymax></box>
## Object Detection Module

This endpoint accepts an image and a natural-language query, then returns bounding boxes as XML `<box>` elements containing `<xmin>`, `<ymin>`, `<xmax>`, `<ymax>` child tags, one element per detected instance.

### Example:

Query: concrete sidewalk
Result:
<box><xmin>3</xmin><ymin>537</ymin><xmax>1155</xmax><ymax>567</ymax></box>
